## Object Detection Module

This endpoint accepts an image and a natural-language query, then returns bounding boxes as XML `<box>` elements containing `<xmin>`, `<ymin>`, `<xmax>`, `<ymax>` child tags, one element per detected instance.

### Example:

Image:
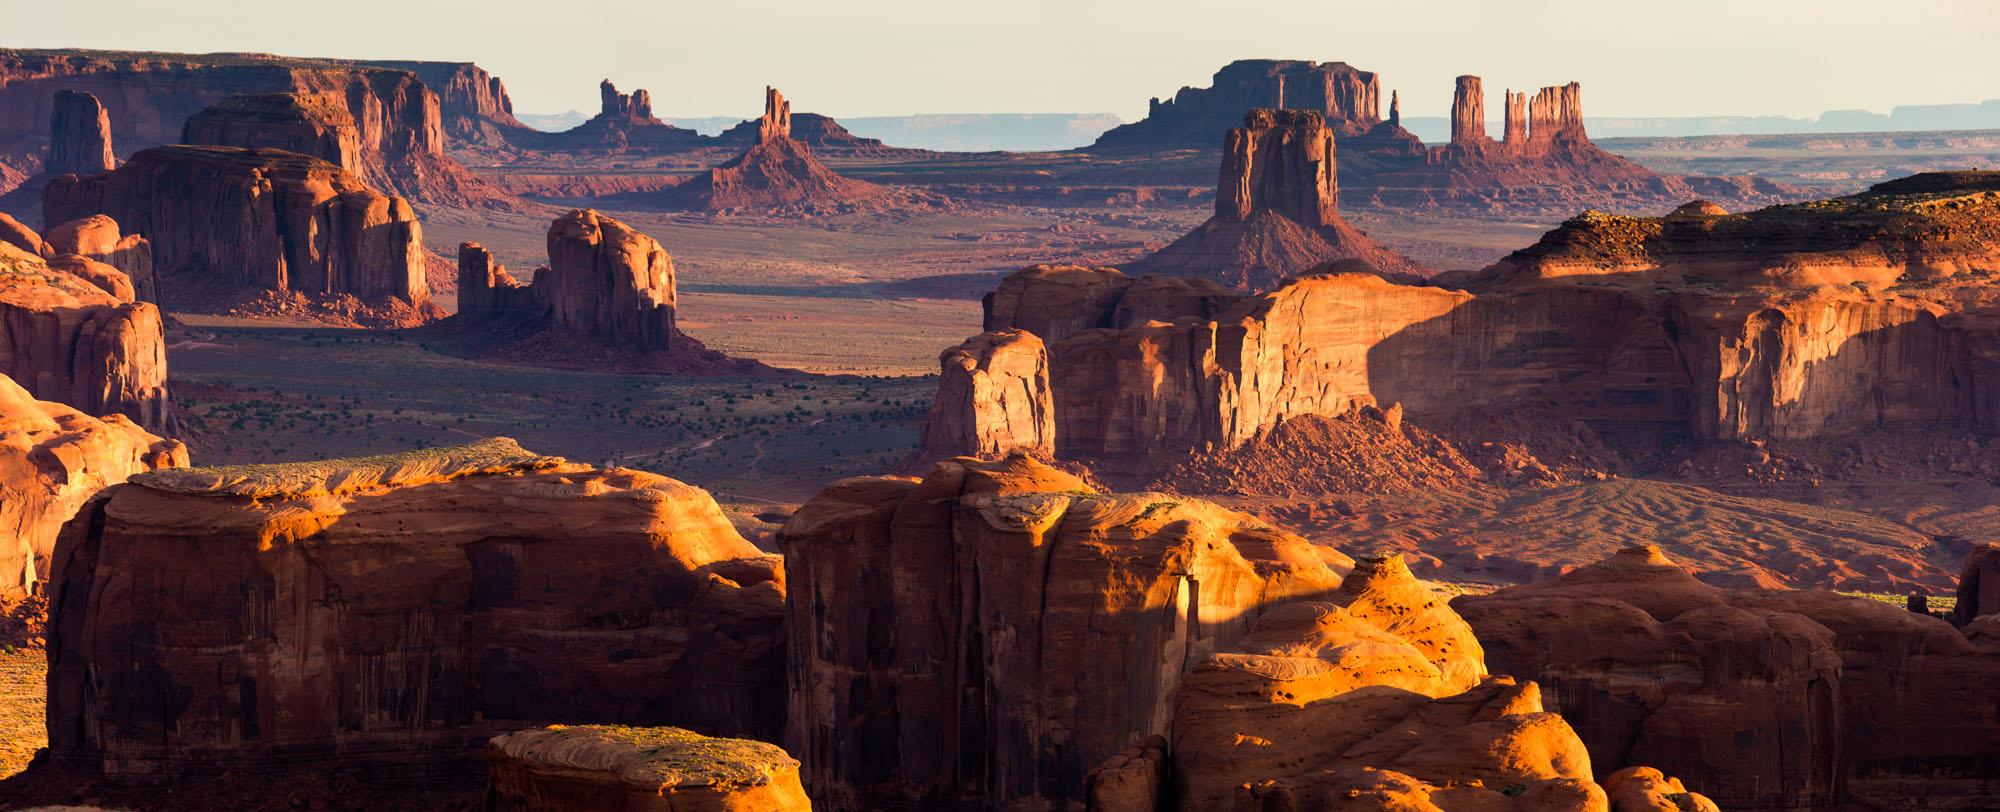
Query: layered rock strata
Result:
<box><xmin>916</xmin><ymin>329</ymin><xmax>1054</xmax><ymax>459</ymax></box>
<box><xmin>0</xmin><ymin>240</ymin><xmax>170</xmax><ymax>425</ymax></box>
<box><xmin>484</xmin><ymin>725</ymin><xmax>812</xmax><ymax>812</ymax></box>
<box><xmin>1127</xmin><ymin>108</ymin><xmax>1420</xmax><ymax>289</ymax></box>
<box><xmin>44</xmin><ymin>145</ymin><xmax>439</xmax><ymax>326</ymax></box>
<box><xmin>0</xmin><ymin>372</ymin><xmax>183</xmax><ymax>598</ymax></box>
<box><xmin>182</xmin><ymin>92</ymin><xmax>364</xmax><ymax>171</ymax></box>
<box><xmin>43</xmin><ymin>438</ymin><xmax>787</xmax><ymax>780</ymax></box>
<box><xmin>1455</xmin><ymin>545</ymin><xmax>2000</xmax><ymax>811</ymax></box>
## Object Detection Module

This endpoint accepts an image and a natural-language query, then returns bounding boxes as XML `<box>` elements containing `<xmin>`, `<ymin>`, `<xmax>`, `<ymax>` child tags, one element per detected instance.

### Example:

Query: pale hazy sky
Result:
<box><xmin>6</xmin><ymin>0</ymin><xmax>1997</xmax><ymax>121</ymax></box>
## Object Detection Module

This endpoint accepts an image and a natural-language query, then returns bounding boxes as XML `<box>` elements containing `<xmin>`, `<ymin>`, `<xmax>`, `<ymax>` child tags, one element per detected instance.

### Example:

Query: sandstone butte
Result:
<box><xmin>42</xmin><ymin>438</ymin><xmax>788</xmax><ymax>782</ymax></box>
<box><xmin>0</xmin><ymin>237</ymin><xmax>170</xmax><ymax>428</ymax></box>
<box><xmin>1090</xmin><ymin>59</ymin><xmax>1792</xmax><ymax>214</ymax></box>
<box><xmin>779</xmin><ymin>452</ymin><xmax>1713</xmax><ymax>811</ymax></box>
<box><xmin>929</xmin><ymin>171</ymin><xmax>2000</xmax><ymax>467</ymax></box>
<box><xmin>46</xmin><ymin>89</ymin><xmax>115</xmax><ymax>177</ymax></box>
<box><xmin>0</xmin><ymin>49</ymin><xmax>519</xmax><ymax>209</ymax></box>
<box><xmin>1125</xmin><ymin>108</ymin><xmax>1424</xmax><ymax>291</ymax></box>
<box><xmin>652</xmin><ymin>87</ymin><xmax>887</xmax><ymax>212</ymax></box>
<box><xmin>44</xmin><ymin>144</ymin><xmax>445</xmax><ymax>327</ymax></box>
<box><xmin>0</xmin><ymin>371</ymin><xmax>184</xmax><ymax>598</ymax></box>
<box><xmin>451</xmin><ymin>209</ymin><xmax>771</xmax><ymax>374</ymax></box>
<box><xmin>1455</xmin><ymin>544</ymin><xmax>2000</xmax><ymax>811</ymax></box>
<box><xmin>485</xmin><ymin>724</ymin><xmax>811</xmax><ymax>812</ymax></box>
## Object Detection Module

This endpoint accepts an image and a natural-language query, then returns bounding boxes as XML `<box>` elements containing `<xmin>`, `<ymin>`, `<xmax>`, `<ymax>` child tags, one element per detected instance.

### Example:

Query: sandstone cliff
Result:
<box><xmin>44</xmin><ymin>145</ymin><xmax>441</xmax><ymax>327</ymax></box>
<box><xmin>0</xmin><ymin>240</ymin><xmax>170</xmax><ymax>426</ymax></box>
<box><xmin>1126</xmin><ymin>108</ymin><xmax>1422</xmax><ymax>290</ymax></box>
<box><xmin>43</xmin><ymin>215</ymin><xmax>154</xmax><ymax>300</ymax></box>
<box><xmin>780</xmin><ymin>454</ymin><xmax>1352</xmax><ymax>809</ymax></box>
<box><xmin>1092</xmin><ymin>60</ymin><xmax>1384</xmax><ymax>149</ymax></box>
<box><xmin>182</xmin><ymin>93</ymin><xmax>364</xmax><ymax>172</ymax></box>
<box><xmin>653</xmin><ymin>87</ymin><xmax>886</xmax><ymax>212</ymax></box>
<box><xmin>47</xmin><ymin>90</ymin><xmax>114</xmax><ymax>177</ymax></box>
<box><xmin>485</xmin><ymin>725</ymin><xmax>812</xmax><ymax>812</ymax></box>
<box><xmin>44</xmin><ymin>438</ymin><xmax>787</xmax><ymax>781</ymax></box>
<box><xmin>1455</xmin><ymin>545</ymin><xmax>2000</xmax><ymax>811</ymax></box>
<box><xmin>359</xmin><ymin>59</ymin><xmax>530</xmax><ymax>147</ymax></box>
<box><xmin>916</xmin><ymin>330</ymin><xmax>1054</xmax><ymax>459</ymax></box>
<box><xmin>0</xmin><ymin>372</ymin><xmax>183</xmax><ymax>598</ymax></box>
<box><xmin>448</xmin><ymin>212</ymin><xmax>770</xmax><ymax>373</ymax></box>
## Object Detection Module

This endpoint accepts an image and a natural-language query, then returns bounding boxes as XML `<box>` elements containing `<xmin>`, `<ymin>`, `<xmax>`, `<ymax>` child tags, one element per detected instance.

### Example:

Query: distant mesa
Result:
<box><xmin>44</xmin><ymin>144</ymin><xmax>443</xmax><ymax>327</ymax></box>
<box><xmin>509</xmin><ymin>79</ymin><xmax>708</xmax><ymax>152</ymax></box>
<box><xmin>1125</xmin><ymin>107</ymin><xmax>1423</xmax><ymax>290</ymax></box>
<box><xmin>447</xmin><ymin>208</ymin><xmax>776</xmax><ymax>373</ymax></box>
<box><xmin>182</xmin><ymin>92</ymin><xmax>365</xmax><ymax>173</ymax></box>
<box><xmin>648</xmin><ymin>87</ymin><xmax>890</xmax><ymax>212</ymax></box>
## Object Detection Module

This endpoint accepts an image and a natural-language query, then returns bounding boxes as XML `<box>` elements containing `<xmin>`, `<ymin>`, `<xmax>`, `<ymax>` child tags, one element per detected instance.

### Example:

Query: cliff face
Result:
<box><xmin>0</xmin><ymin>241</ymin><xmax>170</xmax><ymax>427</ymax></box>
<box><xmin>1127</xmin><ymin>109</ymin><xmax>1420</xmax><ymax>290</ymax></box>
<box><xmin>44</xmin><ymin>439</ymin><xmax>787</xmax><ymax>778</ymax></box>
<box><xmin>359</xmin><ymin>59</ymin><xmax>529</xmax><ymax>146</ymax></box>
<box><xmin>916</xmin><ymin>329</ymin><xmax>1054</xmax><ymax>459</ymax></box>
<box><xmin>653</xmin><ymin>87</ymin><xmax>886</xmax><ymax>212</ymax></box>
<box><xmin>1456</xmin><ymin>546</ymin><xmax>2000</xmax><ymax>811</ymax></box>
<box><xmin>937</xmin><ymin>172</ymin><xmax>2000</xmax><ymax>462</ymax></box>
<box><xmin>1092</xmin><ymin>59</ymin><xmax>1383</xmax><ymax>149</ymax></box>
<box><xmin>44</xmin><ymin>145</ymin><xmax>438</xmax><ymax>326</ymax></box>
<box><xmin>182</xmin><ymin>92</ymin><xmax>364</xmax><ymax>172</ymax></box>
<box><xmin>0</xmin><ymin>49</ymin><xmax>516</xmax><ymax>209</ymax></box>
<box><xmin>47</xmin><ymin>90</ymin><xmax>115</xmax><ymax>176</ymax></box>
<box><xmin>0</xmin><ymin>371</ymin><xmax>183</xmax><ymax>598</ymax></box>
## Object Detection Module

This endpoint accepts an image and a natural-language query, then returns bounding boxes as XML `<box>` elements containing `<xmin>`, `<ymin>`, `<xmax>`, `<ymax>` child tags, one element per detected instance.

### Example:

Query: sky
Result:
<box><xmin>5</xmin><ymin>0</ymin><xmax>1998</xmax><ymax>122</ymax></box>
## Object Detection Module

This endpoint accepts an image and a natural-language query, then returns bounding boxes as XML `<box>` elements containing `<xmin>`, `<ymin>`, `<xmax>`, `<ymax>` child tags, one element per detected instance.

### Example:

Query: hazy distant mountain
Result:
<box><xmin>515</xmin><ymin>110</ymin><xmax>589</xmax><ymax>131</ymax></box>
<box><xmin>520</xmin><ymin>110</ymin><xmax>1124</xmax><ymax>152</ymax></box>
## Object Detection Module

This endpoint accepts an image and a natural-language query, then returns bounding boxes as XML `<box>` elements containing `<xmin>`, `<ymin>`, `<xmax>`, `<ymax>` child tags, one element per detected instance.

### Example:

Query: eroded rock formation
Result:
<box><xmin>1956</xmin><ymin>542</ymin><xmax>2000</xmax><ymax>626</ymax></box>
<box><xmin>44</xmin><ymin>438</ymin><xmax>787</xmax><ymax>781</ymax></box>
<box><xmin>42</xmin><ymin>215</ymin><xmax>153</xmax><ymax>300</ymax></box>
<box><xmin>654</xmin><ymin>88</ymin><xmax>886</xmax><ymax>212</ymax></box>
<box><xmin>1093</xmin><ymin>60</ymin><xmax>1384</xmax><ymax>149</ymax></box>
<box><xmin>0</xmin><ymin>372</ymin><xmax>183</xmax><ymax>598</ymax></box>
<box><xmin>941</xmin><ymin>173</ymin><xmax>2000</xmax><ymax>469</ymax></box>
<box><xmin>916</xmin><ymin>329</ymin><xmax>1054</xmax><ymax>459</ymax></box>
<box><xmin>44</xmin><ymin>145</ymin><xmax>440</xmax><ymax>326</ymax></box>
<box><xmin>1127</xmin><ymin>109</ymin><xmax>1421</xmax><ymax>289</ymax></box>
<box><xmin>779</xmin><ymin>454</ymin><xmax>1351</xmax><ymax>809</ymax></box>
<box><xmin>518</xmin><ymin>80</ymin><xmax>706</xmax><ymax>152</ymax></box>
<box><xmin>0</xmin><ymin>240</ymin><xmax>169</xmax><ymax>426</ymax></box>
<box><xmin>485</xmin><ymin>725</ymin><xmax>812</xmax><ymax>812</ymax></box>
<box><xmin>182</xmin><ymin>92</ymin><xmax>364</xmax><ymax>171</ymax></box>
<box><xmin>1456</xmin><ymin>545</ymin><xmax>2000</xmax><ymax>811</ymax></box>
<box><xmin>47</xmin><ymin>90</ymin><xmax>114</xmax><ymax>176</ymax></box>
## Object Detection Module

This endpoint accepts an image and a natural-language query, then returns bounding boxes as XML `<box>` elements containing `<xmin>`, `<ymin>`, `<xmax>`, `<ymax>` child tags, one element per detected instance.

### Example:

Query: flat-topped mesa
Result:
<box><xmin>1449</xmin><ymin>75</ymin><xmax>1487</xmax><ymax>147</ymax></box>
<box><xmin>43</xmin><ymin>144</ymin><xmax>438</xmax><ymax>327</ymax></box>
<box><xmin>181</xmin><ymin>92</ymin><xmax>364</xmax><ymax>172</ymax></box>
<box><xmin>0</xmin><ymin>372</ymin><xmax>183</xmax><ymax>599</ymax></box>
<box><xmin>1127</xmin><ymin>109</ymin><xmax>1418</xmax><ymax>290</ymax></box>
<box><xmin>1455</xmin><ymin>546</ymin><xmax>2000</xmax><ymax>810</ymax></box>
<box><xmin>485</xmin><ymin>725</ymin><xmax>812</xmax><ymax>812</ymax></box>
<box><xmin>1094</xmin><ymin>59</ymin><xmax>1383</xmax><ymax>149</ymax></box>
<box><xmin>48</xmin><ymin>89</ymin><xmax>115</xmax><ymax>176</ymax></box>
<box><xmin>44</xmin><ymin>438</ymin><xmax>788</xmax><ymax>783</ymax></box>
<box><xmin>0</xmin><ymin>240</ymin><xmax>170</xmax><ymax>427</ymax></box>
<box><xmin>652</xmin><ymin>87</ymin><xmax>886</xmax><ymax>211</ymax></box>
<box><xmin>780</xmin><ymin>454</ymin><xmax>1352</xmax><ymax>809</ymax></box>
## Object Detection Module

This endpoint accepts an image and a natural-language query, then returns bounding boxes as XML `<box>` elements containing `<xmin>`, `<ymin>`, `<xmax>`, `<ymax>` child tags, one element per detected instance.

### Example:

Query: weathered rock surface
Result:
<box><xmin>449</xmin><ymin>211</ymin><xmax>766</xmax><ymax>373</ymax></box>
<box><xmin>946</xmin><ymin>173</ymin><xmax>2000</xmax><ymax>466</ymax></box>
<box><xmin>1093</xmin><ymin>60</ymin><xmax>1384</xmax><ymax>149</ymax></box>
<box><xmin>485</xmin><ymin>725</ymin><xmax>811</xmax><ymax>812</ymax></box>
<box><xmin>1127</xmin><ymin>109</ymin><xmax>1421</xmax><ymax>290</ymax></box>
<box><xmin>41</xmin><ymin>215</ymin><xmax>153</xmax><ymax>300</ymax></box>
<box><xmin>653</xmin><ymin>88</ymin><xmax>885</xmax><ymax>211</ymax></box>
<box><xmin>916</xmin><ymin>329</ymin><xmax>1054</xmax><ymax>459</ymax></box>
<box><xmin>1955</xmin><ymin>542</ymin><xmax>2000</xmax><ymax>626</ymax></box>
<box><xmin>779</xmin><ymin>454</ymin><xmax>1351</xmax><ymax>809</ymax></box>
<box><xmin>182</xmin><ymin>92</ymin><xmax>364</xmax><ymax>171</ymax></box>
<box><xmin>0</xmin><ymin>211</ymin><xmax>46</xmax><ymax>255</ymax></box>
<box><xmin>0</xmin><ymin>241</ymin><xmax>170</xmax><ymax>426</ymax></box>
<box><xmin>47</xmin><ymin>90</ymin><xmax>114</xmax><ymax>177</ymax></box>
<box><xmin>0</xmin><ymin>372</ymin><xmax>182</xmax><ymax>598</ymax></box>
<box><xmin>44</xmin><ymin>145</ymin><xmax>441</xmax><ymax>326</ymax></box>
<box><xmin>360</xmin><ymin>59</ymin><xmax>530</xmax><ymax>147</ymax></box>
<box><xmin>1455</xmin><ymin>545</ymin><xmax>2000</xmax><ymax>811</ymax></box>
<box><xmin>44</xmin><ymin>438</ymin><xmax>787</xmax><ymax>781</ymax></box>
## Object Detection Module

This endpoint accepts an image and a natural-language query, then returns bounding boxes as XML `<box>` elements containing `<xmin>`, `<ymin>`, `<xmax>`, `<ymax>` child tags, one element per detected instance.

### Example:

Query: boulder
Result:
<box><xmin>43</xmin><ymin>438</ymin><xmax>787</xmax><ymax>782</ymax></box>
<box><xmin>485</xmin><ymin>725</ymin><xmax>811</xmax><ymax>812</ymax></box>
<box><xmin>0</xmin><ymin>241</ymin><xmax>170</xmax><ymax>427</ymax></box>
<box><xmin>0</xmin><ymin>372</ymin><xmax>183</xmax><ymax>598</ymax></box>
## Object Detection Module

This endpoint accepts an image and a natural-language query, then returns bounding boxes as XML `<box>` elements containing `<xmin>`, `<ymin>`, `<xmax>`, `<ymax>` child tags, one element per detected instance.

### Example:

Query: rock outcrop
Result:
<box><xmin>652</xmin><ymin>88</ymin><xmax>885</xmax><ymax>211</ymax></box>
<box><xmin>916</xmin><ymin>329</ymin><xmax>1054</xmax><ymax>459</ymax></box>
<box><xmin>517</xmin><ymin>80</ymin><xmax>706</xmax><ymax>152</ymax></box>
<box><xmin>182</xmin><ymin>92</ymin><xmax>364</xmax><ymax>172</ymax></box>
<box><xmin>41</xmin><ymin>215</ymin><xmax>153</xmax><ymax>300</ymax></box>
<box><xmin>44</xmin><ymin>145</ymin><xmax>441</xmax><ymax>326</ymax></box>
<box><xmin>0</xmin><ymin>372</ymin><xmax>183</xmax><ymax>598</ymax></box>
<box><xmin>47</xmin><ymin>90</ymin><xmax>114</xmax><ymax>177</ymax></box>
<box><xmin>1126</xmin><ymin>109</ymin><xmax>1421</xmax><ymax>290</ymax></box>
<box><xmin>1956</xmin><ymin>542</ymin><xmax>2000</xmax><ymax>626</ymax></box>
<box><xmin>43</xmin><ymin>438</ymin><xmax>787</xmax><ymax>782</ymax></box>
<box><xmin>449</xmin><ymin>210</ymin><xmax>765</xmax><ymax>373</ymax></box>
<box><xmin>1093</xmin><ymin>60</ymin><xmax>1384</xmax><ymax>149</ymax></box>
<box><xmin>939</xmin><ymin>173</ymin><xmax>2000</xmax><ymax>466</ymax></box>
<box><xmin>779</xmin><ymin>454</ymin><xmax>1351</xmax><ymax>809</ymax></box>
<box><xmin>359</xmin><ymin>59</ymin><xmax>531</xmax><ymax>147</ymax></box>
<box><xmin>0</xmin><ymin>240</ymin><xmax>170</xmax><ymax>426</ymax></box>
<box><xmin>0</xmin><ymin>49</ymin><xmax>517</xmax><ymax>209</ymax></box>
<box><xmin>1454</xmin><ymin>545</ymin><xmax>2000</xmax><ymax>811</ymax></box>
<box><xmin>485</xmin><ymin>725</ymin><xmax>812</xmax><ymax>812</ymax></box>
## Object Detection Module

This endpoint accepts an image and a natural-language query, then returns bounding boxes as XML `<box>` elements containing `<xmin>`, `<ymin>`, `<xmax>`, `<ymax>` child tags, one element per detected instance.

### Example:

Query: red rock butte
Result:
<box><xmin>650</xmin><ymin>87</ymin><xmax>888</xmax><ymax>212</ymax></box>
